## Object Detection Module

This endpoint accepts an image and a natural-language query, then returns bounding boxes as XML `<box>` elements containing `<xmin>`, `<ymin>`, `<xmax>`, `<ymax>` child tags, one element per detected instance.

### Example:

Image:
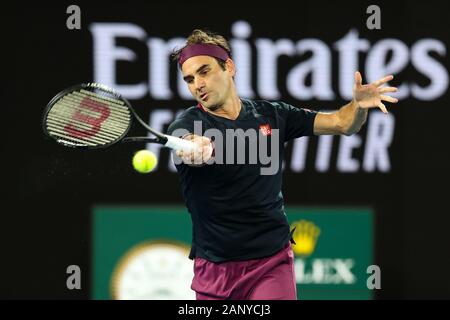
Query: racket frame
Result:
<box><xmin>42</xmin><ymin>83</ymin><xmax>168</xmax><ymax>149</ymax></box>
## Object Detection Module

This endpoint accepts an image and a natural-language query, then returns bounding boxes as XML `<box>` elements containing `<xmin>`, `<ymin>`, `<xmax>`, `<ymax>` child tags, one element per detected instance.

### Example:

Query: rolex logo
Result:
<box><xmin>291</xmin><ymin>220</ymin><xmax>321</xmax><ymax>257</ymax></box>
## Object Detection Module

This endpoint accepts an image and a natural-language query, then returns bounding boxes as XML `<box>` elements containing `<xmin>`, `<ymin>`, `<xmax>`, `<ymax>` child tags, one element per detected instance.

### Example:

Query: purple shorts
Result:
<box><xmin>191</xmin><ymin>243</ymin><xmax>297</xmax><ymax>300</ymax></box>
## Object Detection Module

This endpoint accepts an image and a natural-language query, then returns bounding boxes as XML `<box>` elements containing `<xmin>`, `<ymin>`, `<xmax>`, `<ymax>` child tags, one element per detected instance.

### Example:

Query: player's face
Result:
<box><xmin>182</xmin><ymin>55</ymin><xmax>235</xmax><ymax>110</ymax></box>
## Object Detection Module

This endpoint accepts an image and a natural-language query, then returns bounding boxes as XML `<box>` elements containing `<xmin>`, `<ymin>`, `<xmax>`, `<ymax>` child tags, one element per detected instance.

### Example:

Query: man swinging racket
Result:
<box><xmin>167</xmin><ymin>29</ymin><xmax>398</xmax><ymax>300</ymax></box>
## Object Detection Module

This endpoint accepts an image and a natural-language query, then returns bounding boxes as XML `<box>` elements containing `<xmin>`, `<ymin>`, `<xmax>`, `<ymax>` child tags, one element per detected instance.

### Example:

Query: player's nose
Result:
<box><xmin>195</xmin><ymin>78</ymin><xmax>206</xmax><ymax>92</ymax></box>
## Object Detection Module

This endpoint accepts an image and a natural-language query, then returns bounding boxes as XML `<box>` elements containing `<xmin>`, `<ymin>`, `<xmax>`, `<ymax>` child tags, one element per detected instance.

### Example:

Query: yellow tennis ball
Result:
<box><xmin>132</xmin><ymin>150</ymin><xmax>157</xmax><ymax>173</ymax></box>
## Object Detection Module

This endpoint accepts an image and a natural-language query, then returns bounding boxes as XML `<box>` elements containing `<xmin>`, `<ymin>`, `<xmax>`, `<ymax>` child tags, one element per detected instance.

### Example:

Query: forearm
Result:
<box><xmin>336</xmin><ymin>99</ymin><xmax>368</xmax><ymax>135</ymax></box>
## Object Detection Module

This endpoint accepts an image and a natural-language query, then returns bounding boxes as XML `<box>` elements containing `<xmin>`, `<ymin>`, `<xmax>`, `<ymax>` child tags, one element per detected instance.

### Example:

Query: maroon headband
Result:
<box><xmin>179</xmin><ymin>43</ymin><xmax>230</xmax><ymax>66</ymax></box>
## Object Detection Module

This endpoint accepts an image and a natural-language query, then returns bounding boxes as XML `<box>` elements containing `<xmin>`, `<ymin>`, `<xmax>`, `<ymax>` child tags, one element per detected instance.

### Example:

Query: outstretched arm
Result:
<box><xmin>313</xmin><ymin>71</ymin><xmax>398</xmax><ymax>136</ymax></box>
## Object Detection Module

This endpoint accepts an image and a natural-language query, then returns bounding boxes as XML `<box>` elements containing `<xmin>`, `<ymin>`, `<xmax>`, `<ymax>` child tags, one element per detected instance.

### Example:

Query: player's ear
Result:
<box><xmin>225</xmin><ymin>59</ymin><xmax>236</xmax><ymax>77</ymax></box>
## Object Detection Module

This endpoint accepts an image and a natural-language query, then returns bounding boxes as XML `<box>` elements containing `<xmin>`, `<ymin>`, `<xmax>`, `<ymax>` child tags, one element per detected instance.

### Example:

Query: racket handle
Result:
<box><xmin>164</xmin><ymin>135</ymin><xmax>197</xmax><ymax>152</ymax></box>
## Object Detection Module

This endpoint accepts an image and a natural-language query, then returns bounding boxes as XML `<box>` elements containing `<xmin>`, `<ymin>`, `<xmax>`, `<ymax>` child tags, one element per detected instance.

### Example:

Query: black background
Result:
<box><xmin>4</xmin><ymin>0</ymin><xmax>450</xmax><ymax>299</ymax></box>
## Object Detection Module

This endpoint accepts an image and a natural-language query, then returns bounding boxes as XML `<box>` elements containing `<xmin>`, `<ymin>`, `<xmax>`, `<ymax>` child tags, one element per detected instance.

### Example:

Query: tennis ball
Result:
<box><xmin>132</xmin><ymin>150</ymin><xmax>157</xmax><ymax>173</ymax></box>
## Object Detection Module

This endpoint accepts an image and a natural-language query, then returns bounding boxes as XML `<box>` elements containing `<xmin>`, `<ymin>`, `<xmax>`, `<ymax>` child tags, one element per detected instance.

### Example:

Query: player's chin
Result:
<box><xmin>199</xmin><ymin>97</ymin><xmax>219</xmax><ymax>110</ymax></box>
<box><xmin>199</xmin><ymin>98</ymin><xmax>211</xmax><ymax>108</ymax></box>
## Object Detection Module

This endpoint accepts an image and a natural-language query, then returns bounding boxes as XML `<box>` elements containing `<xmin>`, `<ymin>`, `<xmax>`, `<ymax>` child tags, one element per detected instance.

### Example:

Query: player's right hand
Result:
<box><xmin>176</xmin><ymin>134</ymin><xmax>213</xmax><ymax>166</ymax></box>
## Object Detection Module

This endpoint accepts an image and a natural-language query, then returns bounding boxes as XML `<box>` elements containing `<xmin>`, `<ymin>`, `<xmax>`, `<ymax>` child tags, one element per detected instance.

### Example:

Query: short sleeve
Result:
<box><xmin>274</xmin><ymin>102</ymin><xmax>317</xmax><ymax>141</ymax></box>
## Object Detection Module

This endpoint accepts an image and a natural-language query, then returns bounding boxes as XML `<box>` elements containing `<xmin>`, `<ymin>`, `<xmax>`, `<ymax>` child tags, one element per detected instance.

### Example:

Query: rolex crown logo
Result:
<box><xmin>291</xmin><ymin>220</ymin><xmax>321</xmax><ymax>257</ymax></box>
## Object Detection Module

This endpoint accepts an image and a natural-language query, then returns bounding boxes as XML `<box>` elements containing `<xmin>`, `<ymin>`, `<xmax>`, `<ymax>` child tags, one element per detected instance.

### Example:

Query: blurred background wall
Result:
<box><xmin>3</xmin><ymin>0</ymin><xmax>449</xmax><ymax>299</ymax></box>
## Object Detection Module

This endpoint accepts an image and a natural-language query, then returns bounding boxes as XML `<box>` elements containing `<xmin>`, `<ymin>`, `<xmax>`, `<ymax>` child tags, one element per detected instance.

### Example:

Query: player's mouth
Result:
<box><xmin>199</xmin><ymin>92</ymin><xmax>209</xmax><ymax>101</ymax></box>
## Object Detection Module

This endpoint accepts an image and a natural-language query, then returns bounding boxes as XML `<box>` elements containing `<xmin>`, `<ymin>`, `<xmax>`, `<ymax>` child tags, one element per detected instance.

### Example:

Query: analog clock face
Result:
<box><xmin>111</xmin><ymin>241</ymin><xmax>195</xmax><ymax>300</ymax></box>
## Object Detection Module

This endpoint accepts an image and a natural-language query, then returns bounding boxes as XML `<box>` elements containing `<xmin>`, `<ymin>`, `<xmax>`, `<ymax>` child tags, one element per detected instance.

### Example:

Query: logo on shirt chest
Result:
<box><xmin>259</xmin><ymin>123</ymin><xmax>272</xmax><ymax>136</ymax></box>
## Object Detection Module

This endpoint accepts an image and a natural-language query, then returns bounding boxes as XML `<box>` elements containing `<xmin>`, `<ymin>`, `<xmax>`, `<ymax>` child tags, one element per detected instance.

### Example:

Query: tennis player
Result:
<box><xmin>167</xmin><ymin>29</ymin><xmax>398</xmax><ymax>300</ymax></box>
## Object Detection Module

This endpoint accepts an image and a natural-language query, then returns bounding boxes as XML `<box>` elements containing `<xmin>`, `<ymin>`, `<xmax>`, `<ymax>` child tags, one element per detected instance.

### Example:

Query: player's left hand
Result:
<box><xmin>353</xmin><ymin>71</ymin><xmax>398</xmax><ymax>114</ymax></box>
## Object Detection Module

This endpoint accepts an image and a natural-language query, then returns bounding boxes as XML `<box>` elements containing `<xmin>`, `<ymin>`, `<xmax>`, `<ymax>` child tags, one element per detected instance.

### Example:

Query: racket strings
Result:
<box><xmin>54</xmin><ymin>94</ymin><xmax>130</xmax><ymax>130</ymax></box>
<box><xmin>47</xmin><ymin>100</ymin><xmax>127</xmax><ymax>144</ymax></box>
<box><xmin>47</xmin><ymin>112</ymin><xmax>125</xmax><ymax>137</ymax></box>
<box><xmin>45</xmin><ymin>89</ymin><xmax>131</xmax><ymax>147</ymax></box>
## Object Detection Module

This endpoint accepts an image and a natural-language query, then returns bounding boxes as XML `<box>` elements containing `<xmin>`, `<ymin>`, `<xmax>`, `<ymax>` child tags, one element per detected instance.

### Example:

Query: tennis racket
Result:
<box><xmin>42</xmin><ymin>83</ymin><xmax>196</xmax><ymax>152</ymax></box>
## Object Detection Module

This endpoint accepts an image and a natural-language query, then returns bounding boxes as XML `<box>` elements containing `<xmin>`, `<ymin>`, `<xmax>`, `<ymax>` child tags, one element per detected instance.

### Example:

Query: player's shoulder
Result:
<box><xmin>246</xmin><ymin>99</ymin><xmax>316</xmax><ymax>114</ymax></box>
<box><xmin>242</xmin><ymin>98</ymin><xmax>291</xmax><ymax>115</ymax></box>
<box><xmin>167</xmin><ymin>105</ymin><xmax>206</xmax><ymax>135</ymax></box>
<box><xmin>175</xmin><ymin>105</ymin><xmax>206</xmax><ymax>121</ymax></box>
<box><xmin>169</xmin><ymin>105</ymin><xmax>207</xmax><ymax>128</ymax></box>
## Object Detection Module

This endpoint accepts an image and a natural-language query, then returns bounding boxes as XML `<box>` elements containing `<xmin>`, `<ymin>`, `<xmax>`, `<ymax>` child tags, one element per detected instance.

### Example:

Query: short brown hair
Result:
<box><xmin>172</xmin><ymin>29</ymin><xmax>232</xmax><ymax>70</ymax></box>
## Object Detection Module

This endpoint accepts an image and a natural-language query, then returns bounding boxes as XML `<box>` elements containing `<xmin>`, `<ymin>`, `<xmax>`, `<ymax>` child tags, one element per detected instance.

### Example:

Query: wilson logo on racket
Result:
<box><xmin>64</xmin><ymin>97</ymin><xmax>111</xmax><ymax>138</ymax></box>
<box><xmin>43</xmin><ymin>83</ymin><xmax>197</xmax><ymax>152</ymax></box>
<box><xmin>259</xmin><ymin>124</ymin><xmax>272</xmax><ymax>136</ymax></box>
